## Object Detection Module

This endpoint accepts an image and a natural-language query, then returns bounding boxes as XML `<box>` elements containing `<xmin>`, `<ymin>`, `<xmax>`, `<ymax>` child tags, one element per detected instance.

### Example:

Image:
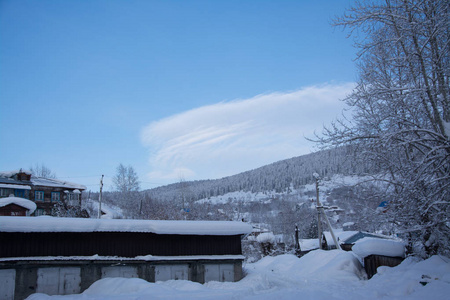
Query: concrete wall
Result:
<box><xmin>0</xmin><ymin>259</ymin><xmax>244</xmax><ymax>300</ymax></box>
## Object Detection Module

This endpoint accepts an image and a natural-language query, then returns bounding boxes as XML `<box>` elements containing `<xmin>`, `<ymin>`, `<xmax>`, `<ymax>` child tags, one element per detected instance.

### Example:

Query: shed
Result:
<box><xmin>0</xmin><ymin>196</ymin><xmax>37</xmax><ymax>216</ymax></box>
<box><xmin>0</xmin><ymin>217</ymin><xmax>252</xmax><ymax>299</ymax></box>
<box><xmin>352</xmin><ymin>237</ymin><xmax>405</xmax><ymax>279</ymax></box>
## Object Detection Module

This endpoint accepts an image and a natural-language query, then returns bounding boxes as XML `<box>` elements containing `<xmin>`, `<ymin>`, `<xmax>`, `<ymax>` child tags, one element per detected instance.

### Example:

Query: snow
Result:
<box><xmin>0</xmin><ymin>216</ymin><xmax>253</xmax><ymax>235</ymax></box>
<box><xmin>297</xmin><ymin>231</ymin><xmax>360</xmax><ymax>251</ymax></box>
<box><xmin>0</xmin><ymin>183</ymin><xmax>31</xmax><ymax>190</ymax></box>
<box><xmin>0</xmin><ymin>170</ymin><xmax>32</xmax><ymax>177</ymax></box>
<box><xmin>352</xmin><ymin>237</ymin><xmax>406</xmax><ymax>258</ymax></box>
<box><xmin>196</xmin><ymin>174</ymin><xmax>384</xmax><ymax>205</ymax></box>
<box><xmin>303</xmin><ymin>174</ymin><xmax>379</xmax><ymax>194</ymax></box>
<box><xmin>31</xmin><ymin>177</ymin><xmax>86</xmax><ymax>190</ymax></box>
<box><xmin>0</xmin><ymin>196</ymin><xmax>37</xmax><ymax>213</ymax></box>
<box><xmin>86</xmin><ymin>199</ymin><xmax>124</xmax><ymax>219</ymax></box>
<box><xmin>25</xmin><ymin>250</ymin><xmax>450</xmax><ymax>300</ymax></box>
<box><xmin>444</xmin><ymin>121</ymin><xmax>450</xmax><ymax>138</ymax></box>
<box><xmin>256</xmin><ymin>232</ymin><xmax>275</xmax><ymax>244</ymax></box>
<box><xmin>299</xmin><ymin>238</ymin><xmax>320</xmax><ymax>251</ymax></box>
<box><xmin>196</xmin><ymin>190</ymin><xmax>272</xmax><ymax>205</ymax></box>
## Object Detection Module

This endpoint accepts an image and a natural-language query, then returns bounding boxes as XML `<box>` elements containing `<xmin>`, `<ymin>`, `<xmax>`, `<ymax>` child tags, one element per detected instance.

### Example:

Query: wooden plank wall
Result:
<box><xmin>364</xmin><ymin>254</ymin><xmax>404</xmax><ymax>279</ymax></box>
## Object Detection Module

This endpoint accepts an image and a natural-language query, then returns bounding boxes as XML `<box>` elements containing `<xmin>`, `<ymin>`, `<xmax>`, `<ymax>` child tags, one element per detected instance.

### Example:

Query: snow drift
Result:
<box><xmin>25</xmin><ymin>250</ymin><xmax>450</xmax><ymax>300</ymax></box>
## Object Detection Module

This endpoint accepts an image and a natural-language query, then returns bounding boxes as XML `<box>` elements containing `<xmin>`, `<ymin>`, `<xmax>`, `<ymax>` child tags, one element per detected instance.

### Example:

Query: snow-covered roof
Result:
<box><xmin>0</xmin><ymin>217</ymin><xmax>253</xmax><ymax>235</ymax></box>
<box><xmin>0</xmin><ymin>196</ymin><xmax>37</xmax><ymax>214</ymax></box>
<box><xmin>340</xmin><ymin>231</ymin><xmax>388</xmax><ymax>245</ymax></box>
<box><xmin>352</xmin><ymin>237</ymin><xmax>405</xmax><ymax>258</ymax></box>
<box><xmin>0</xmin><ymin>170</ymin><xmax>32</xmax><ymax>177</ymax></box>
<box><xmin>323</xmin><ymin>230</ymin><xmax>359</xmax><ymax>246</ymax></box>
<box><xmin>31</xmin><ymin>177</ymin><xmax>86</xmax><ymax>190</ymax></box>
<box><xmin>0</xmin><ymin>170</ymin><xmax>86</xmax><ymax>190</ymax></box>
<box><xmin>0</xmin><ymin>183</ymin><xmax>31</xmax><ymax>190</ymax></box>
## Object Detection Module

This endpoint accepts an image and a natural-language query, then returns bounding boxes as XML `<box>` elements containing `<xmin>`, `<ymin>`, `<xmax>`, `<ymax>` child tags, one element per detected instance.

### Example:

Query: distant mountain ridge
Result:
<box><xmin>145</xmin><ymin>146</ymin><xmax>373</xmax><ymax>203</ymax></box>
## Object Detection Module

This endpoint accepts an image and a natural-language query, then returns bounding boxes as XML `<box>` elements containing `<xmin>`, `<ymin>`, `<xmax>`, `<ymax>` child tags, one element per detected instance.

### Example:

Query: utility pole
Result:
<box><xmin>98</xmin><ymin>175</ymin><xmax>104</xmax><ymax>219</ymax></box>
<box><xmin>320</xmin><ymin>205</ymin><xmax>341</xmax><ymax>250</ymax></box>
<box><xmin>313</xmin><ymin>173</ymin><xmax>323</xmax><ymax>249</ymax></box>
<box><xmin>313</xmin><ymin>172</ymin><xmax>341</xmax><ymax>250</ymax></box>
<box><xmin>294</xmin><ymin>225</ymin><xmax>301</xmax><ymax>256</ymax></box>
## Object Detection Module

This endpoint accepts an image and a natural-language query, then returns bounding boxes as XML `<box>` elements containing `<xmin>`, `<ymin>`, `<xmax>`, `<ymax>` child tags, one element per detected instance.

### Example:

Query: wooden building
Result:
<box><xmin>351</xmin><ymin>236</ymin><xmax>405</xmax><ymax>279</ymax></box>
<box><xmin>0</xmin><ymin>170</ymin><xmax>86</xmax><ymax>215</ymax></box>
<box><xmin>0</xmin><ymin>217</ymin><xmax>252</xmax><ymax>299</ymax></box>
<box><xmin>0</xmin><ymin>196</ymin><xmax>37</xmax><ymax>216</ymax></box>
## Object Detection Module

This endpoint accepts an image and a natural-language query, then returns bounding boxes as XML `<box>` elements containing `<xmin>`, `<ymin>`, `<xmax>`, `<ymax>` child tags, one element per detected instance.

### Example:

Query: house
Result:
<box><xmin>0</xmin><ymin>217</ymin><xmax>252</xmax><ymax>299</ymax></box>
<box><xmin>0</xmin><ymin>196</ymin><xmax>37</xmax><ymax>216</ymax></box>
<box><xmin>0</xmin><ymin>170</ymin><xmax>86</xmax><ymax>216</ymax></box>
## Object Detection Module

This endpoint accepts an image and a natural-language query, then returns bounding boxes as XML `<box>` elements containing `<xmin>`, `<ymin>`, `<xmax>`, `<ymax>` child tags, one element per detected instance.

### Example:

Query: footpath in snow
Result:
<box><xmin>26</xmin><ymin>250</ymin><xmax>450</xmax><ymax>300</ymax></box>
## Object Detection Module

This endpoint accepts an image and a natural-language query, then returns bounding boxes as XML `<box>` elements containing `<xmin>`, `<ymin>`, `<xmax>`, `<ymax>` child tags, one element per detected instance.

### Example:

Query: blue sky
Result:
<box><xmin>0</xmin><ymin>0</ymin><xmax>357</xmax><ymax>191</ymax></box>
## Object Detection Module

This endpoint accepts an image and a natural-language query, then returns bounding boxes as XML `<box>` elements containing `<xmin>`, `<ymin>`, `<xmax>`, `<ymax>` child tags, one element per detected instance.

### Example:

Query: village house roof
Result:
<box><xmin>31</xmin><ymin>177</ymin><xmax>86</xmax><ymax>190</ymax></box>
<box><xmin>0</xmin><ymin>170</ymin><xmax>86</xmax><ymax>191</ymax></box>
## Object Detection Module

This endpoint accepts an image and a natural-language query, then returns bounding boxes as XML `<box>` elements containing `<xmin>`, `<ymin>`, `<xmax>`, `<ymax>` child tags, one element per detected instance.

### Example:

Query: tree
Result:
<box><xmin>113</xmin><ymin>164</ymin><xmax>140</xmax><ymax>194</ymax></box>
<box><xmin>112</xmin><ymin>164</ymin><xmax>142</xmax><ymax>218</ymax></box>
<box><xmin>30</xmin><ymin>163</ymin><xmax>56</xmax><ymax>178</ymax></box>
<box><xmin>316</xmin><ymin>0</ymin><xmax>449</xmax><ymax>257</ymax></box>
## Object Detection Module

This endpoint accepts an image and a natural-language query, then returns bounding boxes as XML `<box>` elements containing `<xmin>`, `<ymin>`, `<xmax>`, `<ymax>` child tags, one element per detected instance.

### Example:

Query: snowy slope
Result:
<box><xmin>195</xmin><ymin>174</ymin><xmax>374</xmax><ymax>205</ymax></box>
<box><xmin>25</xmin><ymin>250</ymin><xmax>450</xmax><ymax>300</ymax></box>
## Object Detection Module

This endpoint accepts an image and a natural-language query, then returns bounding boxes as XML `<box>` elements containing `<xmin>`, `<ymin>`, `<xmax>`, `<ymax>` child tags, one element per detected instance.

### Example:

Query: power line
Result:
<box><xmin>57</xmin><ymin>175</ymin><xmax>106</xmax><ymax>179</ymax></box>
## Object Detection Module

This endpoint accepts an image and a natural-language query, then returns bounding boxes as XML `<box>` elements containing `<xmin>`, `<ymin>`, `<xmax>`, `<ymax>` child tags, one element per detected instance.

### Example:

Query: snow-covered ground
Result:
<box><xmin>26</xmin><ymin>250</ymin><xmax>450</xmax><ymax>300</ymax></box>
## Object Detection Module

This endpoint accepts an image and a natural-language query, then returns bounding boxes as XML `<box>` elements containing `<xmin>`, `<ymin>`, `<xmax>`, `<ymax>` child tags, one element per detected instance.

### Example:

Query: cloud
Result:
<box><xmin>140</xmin><ymin>83</ymin><xmax>354</xmax><ymax>183</ymax></box>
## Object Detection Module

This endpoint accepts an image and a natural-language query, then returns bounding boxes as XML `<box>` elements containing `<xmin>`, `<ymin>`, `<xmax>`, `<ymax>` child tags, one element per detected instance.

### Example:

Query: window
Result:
<box><xmin>14</xmin><ymin>189</ymin><xmax>29</xmax><ymax>198</ymax></box>
<box><xmin>34</xmin><ymin>208</ymin><xmax>45</xmax><ymax>216</ymax></box>
<box><xmin>15</xmin><ymin>189</ymin><xmax>25</xmax><ymax>198</ymax></box>
<box><xmin>67</xmin><ymin>192</ymin><xmax>79</xmax><ymax>202</ymax></box>
<box><xmin>35</xmin><ymin>191</ymin><xmax>44</xmax><ymax>201</ymax></box>
<box><xmin>0</xmin><ymin>188</ymin><xmax>11</xmax><ymax>197</ymax></box>
<box><xmin>51</xmin><ymin>192</ymin><xmax>60</xmax><ymax>202</ymax></box>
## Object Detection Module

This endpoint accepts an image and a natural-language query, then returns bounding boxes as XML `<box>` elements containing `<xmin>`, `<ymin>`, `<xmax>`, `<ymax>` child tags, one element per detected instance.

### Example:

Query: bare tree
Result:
<box><xmin>30</xmin><ymin>163</ymin><xmax>56</xmax><ymax>179</ymax></box>
<box><xmin>112</xmin><ymin>164</ymin><xmax>142</xmax><ymax>218</ymax></box>
<box><xmin>113</xmin><ymin>164</ymin><xmax>140</xmax><ymax>194</ymax></box>
<box><xmin>316</xmin><ymin>0</ymin><xmax>449</xmax><ymax>257</ymax></box>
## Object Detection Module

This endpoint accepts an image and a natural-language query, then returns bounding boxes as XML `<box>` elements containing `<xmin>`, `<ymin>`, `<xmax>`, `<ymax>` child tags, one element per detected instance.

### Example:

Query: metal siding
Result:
<box><xmin>0</xmin><ymin>232</ymin><xmax>243</xmax><ymax>258</ymax></box>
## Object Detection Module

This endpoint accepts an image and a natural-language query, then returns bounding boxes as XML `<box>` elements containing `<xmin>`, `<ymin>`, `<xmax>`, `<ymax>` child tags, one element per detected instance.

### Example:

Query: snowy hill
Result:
<box><xmin>144</xmin><ymin>146</ymin><xmax>375</xmax><ymax>203</ymax></box>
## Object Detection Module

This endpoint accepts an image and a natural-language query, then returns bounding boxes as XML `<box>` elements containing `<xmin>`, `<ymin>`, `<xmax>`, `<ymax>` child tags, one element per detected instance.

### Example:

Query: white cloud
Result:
<box><xmin>140</xmin><ymin>83</ymin><xmax>354</xmax><ymax>183</ymax></box>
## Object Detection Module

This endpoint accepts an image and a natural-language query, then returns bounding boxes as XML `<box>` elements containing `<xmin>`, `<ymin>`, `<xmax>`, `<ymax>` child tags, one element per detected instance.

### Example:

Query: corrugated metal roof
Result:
<box><xmin>0</xmin><ymin>171</ymin><xmax>86</xmax><ymax>190</ymax></box>
<box><xmin>31</xmin><ymin>177</ymin><xmax>87</xmax><ymax>190</ymax></box>
<box><xmin>0</xmin><ymin>177</ymin><xmax>32</xmax><ymax>186</ymax></box>
<box><xmin>341</xmin><ymin>231</ymin><xmax>388</xmax><ymax>245</ymax></box>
